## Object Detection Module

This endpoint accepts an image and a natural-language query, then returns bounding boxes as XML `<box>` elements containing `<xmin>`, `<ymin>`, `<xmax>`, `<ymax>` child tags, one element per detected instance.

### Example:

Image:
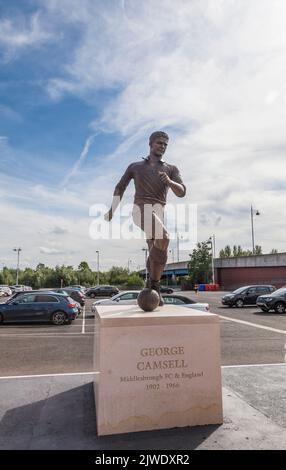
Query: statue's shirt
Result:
<box><xmin>115</xmin><ymin>157</ymin><xmax>186</xmax><ymax>205</ymax></box>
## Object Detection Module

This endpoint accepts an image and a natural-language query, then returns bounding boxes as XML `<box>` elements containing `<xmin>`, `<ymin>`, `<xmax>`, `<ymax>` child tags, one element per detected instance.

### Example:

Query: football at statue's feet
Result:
<box><xmin>137</xmin><ymin>288</ymin><xmax>160</xmax><ymax>312</ymax></box>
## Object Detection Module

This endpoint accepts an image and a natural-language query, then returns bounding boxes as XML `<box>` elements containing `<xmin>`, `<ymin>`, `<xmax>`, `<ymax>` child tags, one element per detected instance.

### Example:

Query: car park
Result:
<box><xmin>0</xmin><ymin>292</ymin><xmax>78</xmax><ymax>325</ymax></box>
<box><xmin>86</xmin><ymin>285</ymin><xmax>119</xmax><ymax>298</ymax></box>
<box><xmin>256</xmin><ymin>287</ymin><xmax>286</xmax><ymax>313</ymax></box>
<box><xmin>92</xmin><ymin>291</ymin><xmax>209</xmax><ymax>312</ymax></box>
<box><xmin>221</xmin><ymin>285</ymin><xmax>276</xmax><ymax>308</ymax></box>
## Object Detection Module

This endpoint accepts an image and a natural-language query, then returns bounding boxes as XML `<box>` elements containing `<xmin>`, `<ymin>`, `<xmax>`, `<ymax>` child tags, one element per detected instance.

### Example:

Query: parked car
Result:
<box><xmin>10</xmin><ymin>289</ymin><xmax>55</xmax><ymax>300</ymax></box>
<box><xmin>0</xmin><ymin>285</ymin><xmax>12</xmax><ymax>297</ymax></box>
<box><xmin>0</xmin><ymin>292</ymin><xmax>78</xmax><ymax>325</ymax></box>
<box><xmin>86</xmin><ymin>285</ymin><xmax>119</xmax><ymax>298</ymax></box>
<box><xmin>160</xmin><ymin>286</ymin><xmax>174</xmax><ymax>294</ymax></box>
<box><xmin>256</xmin><ymin>287</ymin><xmax>286</xmax><ymax>313</ymax></box>
<box><xmin>162</xmin><ymin>294</ymin><xmax>210</xmax><ymax>312</ymax></box>
<box><xmin>65</xmin><ymin>285</ymin><xmax>86</xmax><ymax>293</ymax></box>
<box><xmin>53</xmin><ymin>288</ymin><xmax>85</xmax><ymax>307</ymax></box>
<box><xmin>221</xmin><ymin>285</ymin><xmax>276</xmax><ymax>308</ymax></box>
<box><xmin>9</xmin><ymin>285</ymin><xmax>26</xmax><ymax>293</ymax></box>
<box><xmin>92</xmin><ymin>291</ymin><xmax>209</xmax><ymax>312</ymax></box>
<box><xmin>10</xmin><ymin>285</ymin><xmax>32</xmax><ymax>292</ymax></box>
<box><xmin>92</xmin><ymin>291</ymin><xmax>140</xmax><ymax>310</ymax></box>
<box><xmin>9</xmin><ymin>289</ymin><xmax>82</xmax><ymax>316</ymax></box>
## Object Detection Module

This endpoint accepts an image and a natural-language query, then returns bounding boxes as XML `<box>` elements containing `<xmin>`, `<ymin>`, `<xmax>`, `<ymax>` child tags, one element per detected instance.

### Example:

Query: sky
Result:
<box><xmin>1</xmin><ymin>0</ymin><xmax>286</xmax><ymax>272</ymax></box>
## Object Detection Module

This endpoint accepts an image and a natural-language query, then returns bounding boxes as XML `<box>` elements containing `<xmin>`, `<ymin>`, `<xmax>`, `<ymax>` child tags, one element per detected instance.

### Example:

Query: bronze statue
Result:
<box><xmin>104</xmin><ymin>131</ymin><xmax>186</xmax><ymax>308</ymax></box>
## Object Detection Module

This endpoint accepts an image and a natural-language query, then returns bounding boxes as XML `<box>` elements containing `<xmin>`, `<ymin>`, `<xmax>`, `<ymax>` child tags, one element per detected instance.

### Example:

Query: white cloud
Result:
<box><xmin>43</xmin><ymin>0</ymin><xmax>286</xmax><ymax>255</ymax></box>
<box><xmin>0</xmin><ymin>11</ymin><xmax>55</xmax><ymax>61</ymax></box>
<box><xmin>2</xmin><ymin>0</ymin><xmax>286</xmax><ymax>268</ymax></box>
<box><xmin>39</xmin><ymin>247</ymin><xmax>64</xmax><ymax>255</ymax></box>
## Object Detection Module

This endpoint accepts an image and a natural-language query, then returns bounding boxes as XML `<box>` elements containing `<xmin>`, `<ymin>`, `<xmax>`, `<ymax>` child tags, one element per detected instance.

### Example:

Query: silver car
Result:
<box><xmin>92</xmin><ymin>291</ymin><xmax>209</xmax><ymax>313</ymax></box>
<box><xmin>0</xmin><ymin>285</ymin><xmax>13</xmax><ymax>297</ymax></box>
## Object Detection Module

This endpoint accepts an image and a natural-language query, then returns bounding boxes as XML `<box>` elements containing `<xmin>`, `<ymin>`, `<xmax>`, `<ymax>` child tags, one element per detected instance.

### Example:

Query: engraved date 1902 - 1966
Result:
<box><xmin>146</xmin><ymin>382</ymin><xmax>180</xmax><ymax>390</ymax></box>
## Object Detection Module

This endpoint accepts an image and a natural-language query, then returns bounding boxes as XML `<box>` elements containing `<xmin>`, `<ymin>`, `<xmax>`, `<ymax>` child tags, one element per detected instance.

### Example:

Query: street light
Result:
<box><xmin>250</xmin><ymin>205</ymin><xmax>260</xmax><ymax>254</ymax></box>
<box><xmin>127</xmin><ymin>259</ymin><xmax>132</xmax><ymax>272</ymax></box>
<box><xmin>13</xmin><ymin>247</ymin><xmax>22</xmax><ymax>285</ymax></box>
<box><xmin>142</xmin><ymin>248</ymin><xmax>148</xmax><ymax>282</ymax></box>
<box><xmin>96</xmin><ymin>250</ymin><xmax>100</xmax><ymax>285</ymax></box>
<box><xmin>169</xmin><ymin>248</ymin><xmax>175</xmax><ymax>264</ymax></box>
<box><xmin>207</xmin><ymin>237</ymin><xmax>215</xmax><ymax>284</ymax></box>
<box><xmin>176</xmin><ymin>232</ymin><xmax>184</xmax><ymax>262</ymax></box>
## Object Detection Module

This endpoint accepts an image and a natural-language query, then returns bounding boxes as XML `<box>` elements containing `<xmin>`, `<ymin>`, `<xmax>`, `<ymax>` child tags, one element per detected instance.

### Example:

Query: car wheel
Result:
<box><xmin>275</xmin><ymin>302</ymin><xmax>285</xmax><ymax>314</ymax></box>
<box><xmin>235</xmin><ymin>299</ymin><xmax>244</xmax><ymax>308</ymax></box>
<box><xmin>90</xmin><ymin>293</ymin><xmax>95</xmax><ymax>298</ymax></box>
<box><xmin>0</xmin><ymin>314</ymin><xmax>3</xmax><ymax>324</ymax></box>
<box><xmin>51</xmin><ymin>311</ymin><xmax>67</xmax><ymax>325</ymax></box>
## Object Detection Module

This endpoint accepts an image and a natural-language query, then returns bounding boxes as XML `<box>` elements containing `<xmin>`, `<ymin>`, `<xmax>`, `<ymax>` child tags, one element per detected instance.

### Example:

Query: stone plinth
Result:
<box><xmin>94</xmin><ymin>305</ymin><xmax>223</xmax><ymax>436</ymax></box>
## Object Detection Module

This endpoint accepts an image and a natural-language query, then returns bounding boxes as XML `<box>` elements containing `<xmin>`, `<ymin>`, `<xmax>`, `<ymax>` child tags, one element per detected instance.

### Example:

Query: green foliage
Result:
<box><xmin>0</xmin><ymin>263</ymin><xmax>143</xmax><ymax>288</ymax></box>
<box><xmin>107</xmin><ymin>266</ymin><xmax>130</xmax><ymax>285</ymax></box>
<box><xmin>187</xmin><ymin>241</ymin><xmax>212</xmax><ymax>285</ymax></box>
<box><xmin>219</xmin><ymin>245</ymin><xmax>263</xmax><ymax>258</ymax></box>
<box><xmin>78</xmin><ymin>261</ymin><xmax>91</xmax><ymax>272</ymax></box>
<box><xmin>125</xmin><ymin>273</ymin><xmax>144</xmax><ymax>288</ymax></box>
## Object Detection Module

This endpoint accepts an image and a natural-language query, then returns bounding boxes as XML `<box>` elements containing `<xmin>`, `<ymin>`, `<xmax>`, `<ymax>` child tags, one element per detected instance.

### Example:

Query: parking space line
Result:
<box><xmin>0</xmin><ymin>371</ymin><xmax>99</xmax><ymax>380</ymax></box>
<box><xmin>82</xmin><ymin>305</ymin><xmax>86</xmax><ymax>334</ymax></box>
<box><xmin>222</xmin><ymin>363</ymin><xmax>286</xmax><ymax>368</ymax></box>
<box><xmin>0</xmin><ymin>333</ymin><xmax>94</xmax><ymax>337</ymax></box>
<box><xmin>219</xmin><ymin>314</ymin><xmax>286</xmax><ymax>335</ymax></box>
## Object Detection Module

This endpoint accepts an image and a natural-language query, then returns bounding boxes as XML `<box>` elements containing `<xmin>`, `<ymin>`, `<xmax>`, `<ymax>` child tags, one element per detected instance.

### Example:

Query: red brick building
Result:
<box><xmin>214</xmin><ymin>253</ymin><xmax>286</xmax><ymax>290</ymax></box>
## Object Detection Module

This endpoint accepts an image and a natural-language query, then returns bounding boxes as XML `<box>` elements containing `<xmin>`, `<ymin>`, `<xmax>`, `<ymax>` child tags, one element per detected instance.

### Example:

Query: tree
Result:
<box><xmin>219</xmin><ymin>245</ymin><xmax>262</xmax><ymax>258</ymax></box>
<box><xmin>187</xmin><ymin>241</ymin><xmax>212</xmax><ymax>285</ymax></box>
<box><xmin>78</xmin><ymin>261</ymin><xmax>91</xmax><ymax>272</ymax></box>
<box><xmin>270</xmin><ymin>248</ymin><xmax>278</xmax><ymax>254</ymax></box>
<box><xmin>253</xmin><ymin>245</ymin><xmax>262</xmax><ymax>255</ymax></box>
<box><xmin>107</xmin><ymin>266</ymin><xmax>130</xmax><ymax>286</ymax></box>
<box><xmin>125</xmin><ymin>273</ymin><xmax>144</xmax><ymax>288</ymax></box>
<box><xmin>219</xmin><ymin>245</ymin><xmax>232</xmax><ymax>258</ymax></box>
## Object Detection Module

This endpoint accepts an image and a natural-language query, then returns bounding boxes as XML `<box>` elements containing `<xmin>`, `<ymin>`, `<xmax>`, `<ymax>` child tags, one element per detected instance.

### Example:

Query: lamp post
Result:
<box><xmin>176</xmin><ymin>232</ymin><xmax>184</xmax><ymax>262</ymax></box>
<box><xmin>250</xmin><ymin>205</ymin><xmax>260</xmax><ymax>254</ymax></box>
<box><xmin>207</xmin><ymin>237</ymin><xmax>215</xmax><ymax>284</ymax></box>
<box><xmin>13</xmin><ymin>247</ymin><xmax>22</xmax><ymax>285</ymax></box>
<box><xmin>169</xmin><ymin>248</ymin><xmax>175</xmax><ymax>264</ymax></box>
<box><xmin>96</xmin><ymin>250</ymin><xmax>100</xmax><ymax>285</ymax></box>
<box><xmin>127</xmin><ymin>259</ymin><xmax>132</xmax><ymax>273</ymax></box>
<box><xmin>142</xmin><ymin>248</ymin><xmax>148</xmax><ymax>282</ymax></box>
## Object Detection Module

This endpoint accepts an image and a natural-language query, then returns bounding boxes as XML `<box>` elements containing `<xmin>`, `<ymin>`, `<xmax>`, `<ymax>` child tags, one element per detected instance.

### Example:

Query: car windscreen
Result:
<box><xmin>232</xmin><ymin>287</ymin><xmax>248</xmax><ymax>294</ymax></box>
<box><xmin>270</xmin><ymin>288</ymin><xmax>286</xmax><ymax>296</ymax></box>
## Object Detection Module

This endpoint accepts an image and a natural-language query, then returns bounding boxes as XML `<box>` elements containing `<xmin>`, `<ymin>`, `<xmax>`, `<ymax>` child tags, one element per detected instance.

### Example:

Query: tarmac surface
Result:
<box><xmin>0</xmin><ymin>365</ymin><xmax>286</xmax><ymax>450</ymax></box>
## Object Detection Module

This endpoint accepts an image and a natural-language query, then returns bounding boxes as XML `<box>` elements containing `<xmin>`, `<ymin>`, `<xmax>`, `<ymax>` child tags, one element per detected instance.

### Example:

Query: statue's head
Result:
<box><xmin>149</xmin><ymin>131</ymin><xmax>169</xmax><ymax>158</ymax></box>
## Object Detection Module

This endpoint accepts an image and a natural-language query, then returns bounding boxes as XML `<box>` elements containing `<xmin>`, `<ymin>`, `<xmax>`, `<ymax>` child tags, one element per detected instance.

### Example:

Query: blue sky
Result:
<box><xmin>1</xmin><ymin>0</ymin><xmax>286</xmax><ymax>272</ymax></box>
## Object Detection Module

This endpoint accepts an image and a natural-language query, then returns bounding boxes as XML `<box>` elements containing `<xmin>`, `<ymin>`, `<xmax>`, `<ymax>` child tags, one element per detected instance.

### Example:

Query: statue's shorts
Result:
<box><xmin>132</xmin><ymin>203</ymin><xmax>169</xmax><ymax>267</ymax></box>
